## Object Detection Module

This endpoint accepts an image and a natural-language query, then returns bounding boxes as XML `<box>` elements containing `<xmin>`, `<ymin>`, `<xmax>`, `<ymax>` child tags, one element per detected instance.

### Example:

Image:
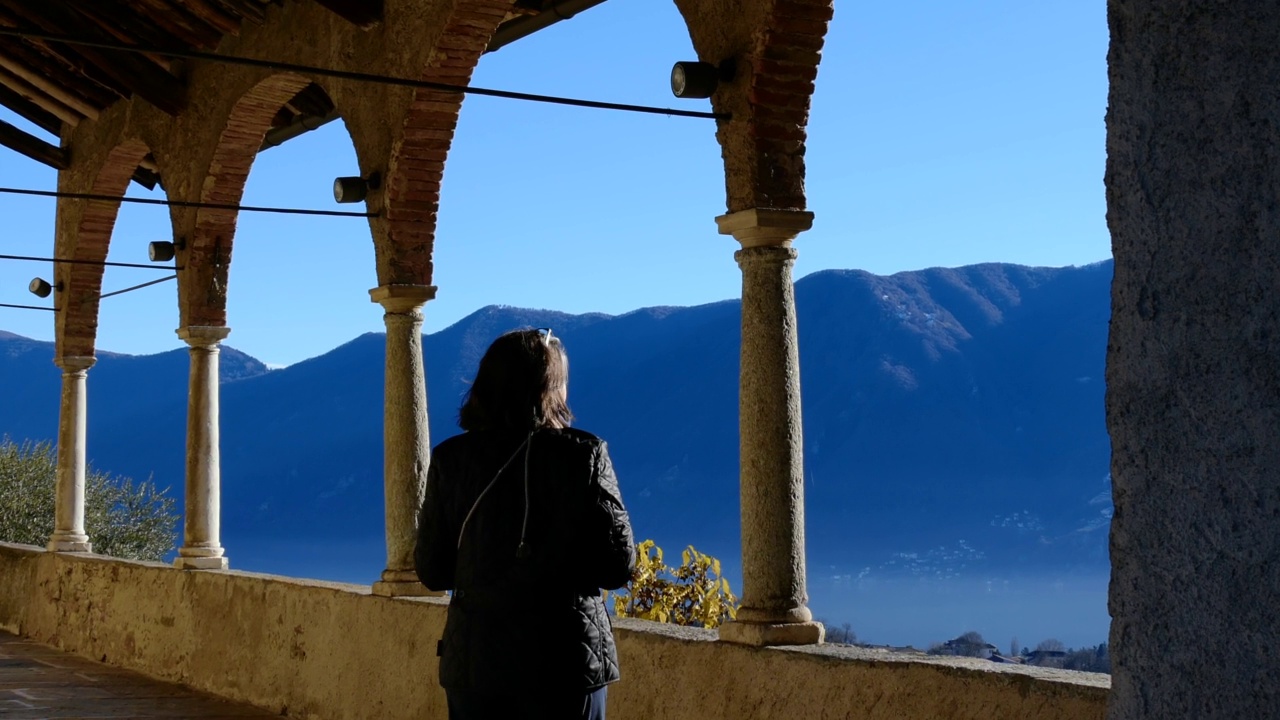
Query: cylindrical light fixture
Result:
<box><xmin>149</xmin><ymin>241</ymin><xmax>176</xmax><ymax>262</ymax></box>
<box><xmin>28</xmin><ymin>277</ymin><xmax>60</xmax><ymax>298</ymax></box>
<box><xmin>671</xmin><ymin>61</ymin><xmax>721</xmax><ymax>99</ymax></box>
<box><xmin>148</xmin><ymin>237</ymin><xmax>185</xmax><ymax>263</ymax></box>
<box><xmin>333</xmin><ymin>171</ymin><xmax>381</xmax><ymax>204</ymax></box>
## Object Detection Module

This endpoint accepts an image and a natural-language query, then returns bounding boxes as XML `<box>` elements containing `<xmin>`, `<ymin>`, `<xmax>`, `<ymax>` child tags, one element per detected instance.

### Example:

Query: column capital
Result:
<box><xmin>177</xmin><ymin>326</ymin><xmax>231</xmax><ymax>347</ymax></box>
<box><xmin>716</xmin><ymin>208</ymin><xmax>815</xmax><ymax>248</ymax></box>
<box><xmin>370</xmin><ymin>284</ymin><xmax>437</xmax><ymax>314</ymax></box>
<box><xmin>54</xmin><ymin>355</ymin><xmax>96</xmax><ymax>373</ymax></box>
<box><xmin>735</xmin><ymin>245</ymin><xmax>799</xmax><ymax>268</ymax></box>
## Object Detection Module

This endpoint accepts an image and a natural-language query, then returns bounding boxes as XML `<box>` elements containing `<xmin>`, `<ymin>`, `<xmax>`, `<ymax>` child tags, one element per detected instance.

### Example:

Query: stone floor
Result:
<box><xmin>0</xmin><ymin>631</ymin><xmax>276</xmax><ymax>719</ymax></box>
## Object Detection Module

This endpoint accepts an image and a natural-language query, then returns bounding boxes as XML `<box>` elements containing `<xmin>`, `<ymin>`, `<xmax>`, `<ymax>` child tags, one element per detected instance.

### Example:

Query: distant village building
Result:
<box><xmin>940</xmin><ymin>636</ymin><xmax>1000</xmax><ymax>659</ymax></box>
<box><xmin>1025</xmin><ymin>649</ymin><xmax>1069</xmax><ymax>667</ymax></box>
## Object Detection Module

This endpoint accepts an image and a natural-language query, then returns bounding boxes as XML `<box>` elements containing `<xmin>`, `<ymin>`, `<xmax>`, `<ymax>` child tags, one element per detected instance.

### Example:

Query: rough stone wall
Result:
<box><xmin>0</xmin><ymin>543</ymin><xmax>1109</xmax><ymax>720</ymax></box>
<box><xmin>1104</xmin><ymin>1</ymin><xmax>1280</xmax><ymax>717</ymax></box>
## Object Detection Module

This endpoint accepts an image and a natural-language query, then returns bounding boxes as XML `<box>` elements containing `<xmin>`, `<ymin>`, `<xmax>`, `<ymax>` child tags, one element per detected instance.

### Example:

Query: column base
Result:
<box><xmin>174</xmin><ymin>556</ymin><xmax>229</xmax><ymax>570</ymax></box>
<box><xmin>372</xmin><ymin>581</ymin><xmax>442</xmax><ymax>597</ymax></box>
<box><xmin>47</xmin><ymin>536</ymin><xmax>92</xmax><ymax>553</ymax></box>
<box><xmin>719</xmin><ymin>620</ymin><xmax>825</xmax><ymax>647</ymax></box>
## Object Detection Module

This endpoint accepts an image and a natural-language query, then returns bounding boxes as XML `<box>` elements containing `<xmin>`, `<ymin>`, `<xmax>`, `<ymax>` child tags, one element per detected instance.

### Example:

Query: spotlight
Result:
<box><xmin>148</xmin><ymin>238</ymin><xmax>184</xmax><ymax>263</ymax></box>
<box><xmin>670</xmin><ymin>60</ymin><xmax>733</xmax><ymax>99</ymax></box>
<box><xmin>333</xmin><ymin>171</ymin><xmax>381</xmax><ymax>204</ymax></box>
<box><xmin>28</xmin><ymin>277</ymin><xmax>61</xmax><ymax>298</ymax></box>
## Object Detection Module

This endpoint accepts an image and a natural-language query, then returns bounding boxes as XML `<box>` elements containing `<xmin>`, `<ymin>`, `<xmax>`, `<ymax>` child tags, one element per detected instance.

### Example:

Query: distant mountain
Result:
<box><xmin>0</xmin><ymin>261</ymin><xmax>1114</xmax><ymax>581</ymax></box>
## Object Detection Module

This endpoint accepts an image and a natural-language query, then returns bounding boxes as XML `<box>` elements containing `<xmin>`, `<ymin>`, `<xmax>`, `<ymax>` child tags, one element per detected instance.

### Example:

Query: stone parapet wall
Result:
<box><xmin>0</xmin><ymin>542</ymin><xmax>1108</xmax><ymax>719</ymax></box>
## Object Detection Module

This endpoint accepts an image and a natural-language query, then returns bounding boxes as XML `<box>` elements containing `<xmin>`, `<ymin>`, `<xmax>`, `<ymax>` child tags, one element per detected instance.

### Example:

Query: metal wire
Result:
<box><xmin>0</xmin><ymin>186</ymin><xmax>376</xmax><ymax>217</ymax></box>
<box><xmin>0</xmin><ymin>26</ymin><xmax>726</xmax><ymax>121</ymax></box>
<box><xmin>0</xmin><ymin>253</ymin><xmax>179</xmax><ymax>271</ymax></box>
<box><xmin>0</xmin><ymin>273</ymin><xmax>176</xmax><ymax>312</ymax></box>
<box><xmin>99</xmin><ymin>274</ymin><xmax>177</xmax><ymax>299</ymax></box>
<box><xmin>0</xmin><ymin>302</ymin><xmax>56</xmax><ymax>311</ymax></box>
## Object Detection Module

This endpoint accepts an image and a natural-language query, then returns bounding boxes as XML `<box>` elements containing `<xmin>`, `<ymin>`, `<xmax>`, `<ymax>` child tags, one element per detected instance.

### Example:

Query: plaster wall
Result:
<box><xmin>0</xmin><ymin>542</ymin><xmax>1108</xmax><ymax>720</ymax></box>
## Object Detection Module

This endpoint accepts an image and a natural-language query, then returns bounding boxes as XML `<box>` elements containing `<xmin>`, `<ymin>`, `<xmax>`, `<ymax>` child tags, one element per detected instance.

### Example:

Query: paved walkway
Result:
<box><xmin>0</xmin><ymin>631</ymin><xmax>276</xmax><ymax>719</ymax></box>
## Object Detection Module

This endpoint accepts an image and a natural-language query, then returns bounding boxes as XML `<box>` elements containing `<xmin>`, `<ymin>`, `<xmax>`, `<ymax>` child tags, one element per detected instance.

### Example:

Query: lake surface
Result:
<box><xmin>229</xmin><ymin>536</ymin><xmax>1110</xmax><ymax>651</ymax></box>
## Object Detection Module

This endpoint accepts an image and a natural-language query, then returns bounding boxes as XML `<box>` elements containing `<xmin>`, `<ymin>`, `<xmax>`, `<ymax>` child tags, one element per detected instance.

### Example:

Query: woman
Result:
<box><xmin>415</xmin><ymin>328</ymin><xmax>636</xmax><ymax>720</ymax></box>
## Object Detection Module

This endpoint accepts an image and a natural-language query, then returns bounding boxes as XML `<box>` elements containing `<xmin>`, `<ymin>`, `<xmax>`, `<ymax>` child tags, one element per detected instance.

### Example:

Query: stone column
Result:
<box><xmin>174</xmin><ymin>326</ymin><xmax>231</xmax><ymax>570</ymax></box>
<box><xmin>47</xmin><ymin>356</ymin><xmax>96</xmax><ymax>552</ymax></box>
<box><xmin>369</xmin><ymin>284</ymin><xmax>440</xmax><ymax>597</ymax></box>
<box><xmin>715</xmin><ymin>208</ymin><xmax>823</xmax><ymax>646</ymax></box>
<box><xmin>1105</xmin><ymin>2</ymin><xmax>1280</xmax><ymax>717</ymax></box>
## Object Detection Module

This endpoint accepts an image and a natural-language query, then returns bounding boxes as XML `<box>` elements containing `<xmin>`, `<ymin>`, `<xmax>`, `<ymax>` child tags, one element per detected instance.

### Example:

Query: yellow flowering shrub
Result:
<box><xmin>609</xmin><ymin>539</ymin><xmax>739</xmax><ymax>629</ymax></box>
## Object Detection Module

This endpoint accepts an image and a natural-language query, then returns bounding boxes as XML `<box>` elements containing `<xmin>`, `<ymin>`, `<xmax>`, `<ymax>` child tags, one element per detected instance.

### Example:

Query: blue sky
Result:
<box><xmin>0</xmin><ymin>0</ymin><xmax>1108</xmax><ymax>367</ymax></box>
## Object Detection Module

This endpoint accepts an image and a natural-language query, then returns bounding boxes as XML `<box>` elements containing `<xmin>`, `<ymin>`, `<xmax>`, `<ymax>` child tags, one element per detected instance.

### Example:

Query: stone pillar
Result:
<box><xmin>1106</xmin><ymin>2</ymin><xmax>1280</xmax><ymax>717</ymax></box>
<box><xmin>47</xmin><ymin>356</ymin><xmax>96</xmax><ymax>553</ymax></box>
<box><xmin>369</xmin><ymin>284</ymin><xmax>440</xmax><ymax>597</ymax></box>
<box><xmin>715</xmin><ymin>208</ymin><xmax>823</xmax><ymax>646</ymax></box>
<box><xmin>174</xmin><ymin>326</ymin><xmax>231</xmax><ymax>570</ymax></box>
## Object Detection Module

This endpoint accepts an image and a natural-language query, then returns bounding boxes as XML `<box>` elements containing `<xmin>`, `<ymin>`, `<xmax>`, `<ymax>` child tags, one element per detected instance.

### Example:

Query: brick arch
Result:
<box><xmin>673</xmin><ymin>0</ymin><xmax>834</xmax><ymax>212</ymax></box>
<box><xmin>375</xmin><ymin>0</ymin><xmax>519</xmax><ymax>287</ymax></box>
<box><xmin>55</xmin><ymin>138</ymin><xmax>154</xmax><ymax>358</ymax></box>
<box><xmin>181</xmin><ymin>72</ymin><xmax>314</xmax><ymax>328</ymax></box>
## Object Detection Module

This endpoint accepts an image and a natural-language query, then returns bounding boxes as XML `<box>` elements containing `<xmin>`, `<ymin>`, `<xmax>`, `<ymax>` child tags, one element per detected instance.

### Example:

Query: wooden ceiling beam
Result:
<box><xmin>223</xmin><ymin>0</ymin><xmax>270</xmax><ymax>24</ymax></box>
<box><xmin>312</xmin><ymin>0</ymin><xmax>383</xmax><ymax>29</ymax></box>
<box><xmin>179</xmin><ymin>0</ymin><xmax>245</xmax><ymax>36</ymax></box>
<box><xmin>65</xmin><ymin>1</ymin><xmax>185</xmax><ymax>70</ymax></box>
<box><xmin>0</xmin><ymin>83</ymin><xmax>61</xmax><ymax>134</ymax></box>
<box><xmin>126</xmin><ymin>0</ymin><xmax>224</xmax><ymax>48</ymax></box>
<box><xmin>0</xmin><ymin>118</ymin><xmax>67</xmax><ymax>169</ymax></box>
<box><xmin>0</xmin><ymin>38</ymin><xmax>118</xmax><ymax>109</ymax></box>
<box><xmin>288</xmin><ymin>83</ymin><xmax>335</xmax><ymax>117</ymax></box>
<box><xmin>0</xmin><ymin>59</ymin><xmax>93</xmax><ymax>122</ymax></box>
<box><xmin>3</xmin><ymin>0</ymin><xmax>187</xmax><ymax>116</ymax></box>
<box><xmin>131</xmin><ymin>165</ymin><xmax>161</xmax><ymax>190</ymax></box>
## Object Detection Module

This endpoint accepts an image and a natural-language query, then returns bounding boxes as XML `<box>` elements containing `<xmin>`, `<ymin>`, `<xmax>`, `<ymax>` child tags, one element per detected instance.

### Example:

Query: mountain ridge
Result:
<box><xmin>0</xmin><ymin>260</ymin><xmax>1114</xmax><ymax>583</ymax></box>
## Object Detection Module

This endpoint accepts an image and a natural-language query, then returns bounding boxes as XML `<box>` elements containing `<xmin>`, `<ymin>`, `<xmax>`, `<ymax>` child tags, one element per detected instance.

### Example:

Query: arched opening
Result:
<box><xmin>428</xmin><ymin>2</ymin><xmax>742</xmax><ymax>578</ymax></box>
<box><xmin>181</xmin><ymin>73</ymin><xmax>315</xmax><ymax>329</ymax></box>
<box><xmin>73</xmin><ymin>143</ymin><xmax>191</xmax><ymax>527</ymax></box>
<box><xmin>226</xmin><ymin>112</ymin><xmax>385</xmax><ymax>578</ymax></box>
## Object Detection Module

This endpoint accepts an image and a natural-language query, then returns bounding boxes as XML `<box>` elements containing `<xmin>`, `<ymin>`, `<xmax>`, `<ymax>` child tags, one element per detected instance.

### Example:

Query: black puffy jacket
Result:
<box><xmin>415</xmin><ymin>427</ymin><xmax>636</xmax><ymax>692</ymax></box>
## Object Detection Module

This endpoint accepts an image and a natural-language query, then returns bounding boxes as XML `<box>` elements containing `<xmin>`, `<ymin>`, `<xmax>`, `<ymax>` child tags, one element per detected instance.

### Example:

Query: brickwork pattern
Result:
<box><xmin>674</xmin><ymin>0</ymin><xmax>833</xmax><ymax>212</ymax></box>
<box><xmin>55</xmin><ymin>138</ymin><xmax>151</xmax><ymax>359</ymax></box>
<box><xmin>746</xmin><ymin>0</ymin><xmax>833</xmax><ymax>210</ymax></box>
<box><xmin>381</xmin><ymin>0</ymin><xmax>516</xmax><ymax>285</ymax></box>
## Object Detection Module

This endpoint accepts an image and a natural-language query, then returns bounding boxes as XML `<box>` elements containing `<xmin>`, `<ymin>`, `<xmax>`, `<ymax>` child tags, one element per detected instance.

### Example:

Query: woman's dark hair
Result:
<box><xmin>458</xmin><ymin>328</ymin><xmax>573</xmax><ymax>432</ymax></box>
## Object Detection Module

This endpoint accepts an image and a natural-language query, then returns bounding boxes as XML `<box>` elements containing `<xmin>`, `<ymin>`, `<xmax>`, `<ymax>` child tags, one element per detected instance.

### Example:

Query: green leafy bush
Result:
<box><xmin>0</xmin><ymin>438</ymin><xmax>177</xmax><ymax>561</ymax></box>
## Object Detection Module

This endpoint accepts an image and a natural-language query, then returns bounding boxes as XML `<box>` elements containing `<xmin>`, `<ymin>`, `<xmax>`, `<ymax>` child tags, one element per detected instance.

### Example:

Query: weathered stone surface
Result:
<box><xmin>371</xmin><ymin>284</ymin><xmax>439</xmax><ymax>596</ymax></box>
<box><xmin>0</xmin><ymin>543</ymin><xmax>1108</xmax><ymax>720</ymax></box>
<box><xmin>717</xmin><ymin>210</ymin><xmax>818</xmax><ymax>645</ymax></box>
<box><xmin>1105</xmin><ymin>1</ymin><xmax>1280</xmax><ymax>717</ymax></box>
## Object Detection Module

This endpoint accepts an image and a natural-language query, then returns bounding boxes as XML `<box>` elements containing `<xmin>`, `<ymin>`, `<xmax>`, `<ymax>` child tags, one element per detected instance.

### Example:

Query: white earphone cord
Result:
<box><xmin>456</xmin><ymin>432</ymin><xmax>532</xmax><ymax>551</ymax></box>
<box><xmin>517</xmin><ymin>433</ymin><xmax>533</xmax><ymax>558</ymax></box>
